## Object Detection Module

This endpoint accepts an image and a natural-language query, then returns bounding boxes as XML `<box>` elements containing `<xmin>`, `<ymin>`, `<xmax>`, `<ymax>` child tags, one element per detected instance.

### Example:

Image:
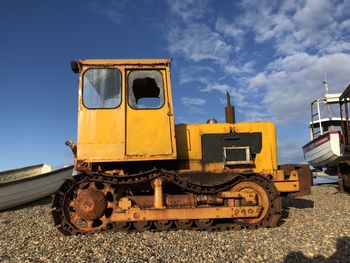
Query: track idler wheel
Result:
<box><xmin>228</xmin><ymin>176</ymin><xmax>281</xmax><ymax>228</ymax></box>
<box><xmin>64</xmin><ymin>179</ymin><xmax>116</xmax><ymax>234</ymax></box>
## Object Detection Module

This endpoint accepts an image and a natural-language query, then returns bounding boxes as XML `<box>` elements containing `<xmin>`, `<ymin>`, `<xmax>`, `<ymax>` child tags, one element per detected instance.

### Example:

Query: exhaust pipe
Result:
<box><xmin>65</xmin><ymin>140</ymin><xmax>77</xmax><ymax>157</ymax></box>
<box><xmin>225</xmin><ymin>92</ymin><xmax>235</xmax><ymax>124</ymax></box>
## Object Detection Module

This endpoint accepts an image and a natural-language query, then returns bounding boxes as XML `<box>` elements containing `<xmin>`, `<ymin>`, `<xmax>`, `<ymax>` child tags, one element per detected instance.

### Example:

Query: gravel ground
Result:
<box><xmin>0</xmin><ymin>185</ymin><xmax>349</xmax><ymax>263</ymax></box>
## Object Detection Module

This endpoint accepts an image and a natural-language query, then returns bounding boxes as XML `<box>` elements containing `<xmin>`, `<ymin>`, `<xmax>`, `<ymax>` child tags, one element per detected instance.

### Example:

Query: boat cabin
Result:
<box><xmin>309</xmin><ymin>93</ymin><xmax>343</xmax><ymax>141</ymax></box>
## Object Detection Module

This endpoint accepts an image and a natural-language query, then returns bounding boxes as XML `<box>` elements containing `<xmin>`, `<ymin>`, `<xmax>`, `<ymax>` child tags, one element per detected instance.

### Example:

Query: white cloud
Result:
<box><xmin>178</xmin><ymin>65</ymin><xmax>216</xmax><ymax>85</ymax></box>
<box><xmin>223</xmin><ymin>61</ymin><xmax>255</xmax><ymax>75</ymax></box>
<box><xmin>267</xmin><ymin>52</ymin><xmax>318</xmax><ymax>72</ymax></box>
<box><xmin>251</xmin><ymin>53</ymin><xmax>350</xmax><ymax>125</ymax></box>
<box><xmin>248</xmin><ymin>72</ymin><xmax>268</xmax><ymax>90</ymax></box>
<box><xmin>180</xmin><ymin>97</ymin><xmax>207</xmax><ymax>116</ymax></box>
<box><xmin>181</xmin><ymin>97</ymin><xmax>206</xmax><ymax>106</ymax></box>
<box><xmin>215</xmin><ymin>18</ymin><xmax>245</xmax><ymax>39</ymax></box>
<box><xmin>237</xmin><ymin>0</ymin><xmax>348</xmax><ymax>55</ymax></box>
<box><xmin>201</xmin><ymin>83</ymin><xmax>232</xmax><ymax>94</ymax></box>
<box><xmin>166</xmin><ymin>23</ymin><xmax>232</xmax><ymax>63</ymax></box>
<box><xmin>323</xmin><ymin>41</ymin><xmax>350</xmax><ymax>54</ymax></box>
<box><xmin>215</xmin><ymin>18</ymin><xmax>245</xmax><ymax>51</ymax></box>
<box><xmin>293</xmin><ymin>0</ymin><xmax>333</xmax><ymax>29</ymax></box>
<box><xmin>212</xmin><ymin>1</ymin><xmax>350</xmax><ymax>125</ymax></box>
<box><xmin>340</xmin><ymin>19</ymin><xmax>350</xmax><ymax>30</ymax></box>
<box><xmin>166</xmin><ymin>0</ymin><xmax>210</xmax><ymax>22</ymax></box>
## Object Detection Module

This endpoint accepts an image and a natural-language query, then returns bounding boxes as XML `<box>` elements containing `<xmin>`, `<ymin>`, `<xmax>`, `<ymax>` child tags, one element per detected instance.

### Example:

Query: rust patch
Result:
<box><xmin>279</xmin><ymin>164</ymin><xmax>312</xmax><ymax>197</ymax></box>
<box><xmin>75</xmin><ymin>189</ymin><xmax>107</xmax><ymax>221</ymax></box>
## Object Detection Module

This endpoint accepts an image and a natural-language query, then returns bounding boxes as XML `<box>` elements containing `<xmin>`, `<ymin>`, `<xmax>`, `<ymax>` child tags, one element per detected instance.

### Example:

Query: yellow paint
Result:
<box><xmin>77</xmin><ymin>60</ymin><xmax>177</xmax><ymax>161</ymax></box>
<box><xmin>153</xmin><ymin>178</ymin><xmax>164</xmax><ymax>208</ymax></box>
<box><xmin>79</xmin><ymin>58</ymin><xmax>172</xmax><ymax>66</ymax></box>
<box><xmin>125</xmin><ymin>69</ymin><xmax>175</xmax><ymax>157</ymax></box>
<box><xmin>175</xmin><ymin>122</ymin><xmax>278</xmax><ymax>175</ymax></box>
<box><xmin>274</xmin><ymin>181</ymin><xmax>299</xmax><ymax>192</ymax></box>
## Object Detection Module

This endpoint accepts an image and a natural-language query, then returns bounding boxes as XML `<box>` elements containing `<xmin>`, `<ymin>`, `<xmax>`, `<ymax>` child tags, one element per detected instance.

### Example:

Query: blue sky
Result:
<box><xmin>1</xmin><ymin>0</ymin><xmax>350</xmax><ymax>171</ymax></box>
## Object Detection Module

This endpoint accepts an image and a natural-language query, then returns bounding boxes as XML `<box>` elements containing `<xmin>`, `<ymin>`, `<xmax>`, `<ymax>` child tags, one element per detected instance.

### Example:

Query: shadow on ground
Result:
<box><xmin>278</xmin><ymin>197</ymin><xmax>314</xmax><ymax>226</ymax></box>
<box><xmin>284</xmin><ymin>236</ymin><xmax>350</xmax><ymax>262</ymax></box>
<box><xmin>282</xmin><ymin>197</ymin><xmax>315</xmax><ymax>209</ymax></box>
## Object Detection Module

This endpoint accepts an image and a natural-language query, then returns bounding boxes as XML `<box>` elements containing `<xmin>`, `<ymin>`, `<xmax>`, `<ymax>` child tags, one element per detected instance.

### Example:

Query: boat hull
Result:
<box><xmin>303</xmin><ymin>132</ymin><xmax>343</xmax><ymax>168</ymax></box>
<box><xmin>0</xmin><ymin>165</ymin><xmax>73</xmax><ymax>211</ymax></box>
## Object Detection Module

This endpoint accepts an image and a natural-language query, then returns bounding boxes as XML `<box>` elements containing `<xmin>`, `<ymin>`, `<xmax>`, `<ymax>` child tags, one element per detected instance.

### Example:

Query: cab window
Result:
<box><xmin>83</xmin><ymin>68</ymin><xmax>121</xmax><ymax>109</ymax></box>
<box><xmin>128</xmin><ymin>70</ymin><xmax>164</xmax><ymax>109</ymax></box>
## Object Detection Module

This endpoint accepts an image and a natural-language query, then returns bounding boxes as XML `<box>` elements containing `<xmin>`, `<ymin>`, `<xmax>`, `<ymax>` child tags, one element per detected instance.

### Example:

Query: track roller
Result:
<box><xmin>195</xmin><ymin>219</ymin><xmax>213</xmax><ymax>229</ymax></box>
<box><xmin>154</xmin><ymin>220</ymin><xmax>173</xmax><ymax>231</ymax></box>
<box><xmin>174</xmin><ymin>220</ymin><xmax>193</xmax><ymax>230</ymax></box>
<box><xmin>133</xmin><ymin>221</ymin><xmax>152</xmax><ymax>231</ymax></box>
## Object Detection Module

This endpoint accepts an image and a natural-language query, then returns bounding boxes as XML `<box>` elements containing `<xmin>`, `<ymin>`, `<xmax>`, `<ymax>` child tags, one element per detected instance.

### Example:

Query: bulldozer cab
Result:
<box><xmin>73</xmin><ymin>59</ymin><xmax>177</xmax><ymax>163</ymax></box>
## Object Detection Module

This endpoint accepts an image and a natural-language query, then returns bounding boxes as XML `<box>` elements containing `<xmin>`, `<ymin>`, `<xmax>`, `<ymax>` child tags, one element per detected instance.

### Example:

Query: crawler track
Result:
<box><xmin>51</xmin><ymin>170</ymin><xmax>281</xmax><ymax>235</ymax></box>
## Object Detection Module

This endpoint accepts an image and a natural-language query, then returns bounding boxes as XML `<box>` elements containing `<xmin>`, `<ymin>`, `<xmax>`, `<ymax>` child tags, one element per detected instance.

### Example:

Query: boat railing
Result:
<box><xmin>310</xmin><ymin>93</ymin><xmax>342</xmax><ymax>140</ymax></box>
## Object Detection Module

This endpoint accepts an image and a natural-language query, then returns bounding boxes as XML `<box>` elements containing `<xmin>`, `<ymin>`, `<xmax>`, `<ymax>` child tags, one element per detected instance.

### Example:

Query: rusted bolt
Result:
<box><xmin>134</xmin><ymin>212</ymin><xmax>140</xmax><ymax>219</ymax></box>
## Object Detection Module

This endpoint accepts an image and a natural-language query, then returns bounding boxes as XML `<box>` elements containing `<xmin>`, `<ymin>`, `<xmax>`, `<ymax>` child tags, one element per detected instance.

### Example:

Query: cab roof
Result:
<box><xmin>79</xmin><ymin>58</ymin><xmax>172</xmax><ymax>67</ymax></box>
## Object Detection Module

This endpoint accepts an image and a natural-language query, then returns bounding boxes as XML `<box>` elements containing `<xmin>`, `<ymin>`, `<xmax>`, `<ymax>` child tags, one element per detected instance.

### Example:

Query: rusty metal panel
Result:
<box><xmin>111</xmin><ymin>205</ymin><xmax>262</xmax><ymax>222</ymax></box>
<box><xmin>338</xmin><ymin>162</ymin><xmax>350</xmax><ymax>194</ymax></box>
<box><xmin>279</xmin><ymin>164</ymin><xmax>312</xmax><ymax>197</ymax></box>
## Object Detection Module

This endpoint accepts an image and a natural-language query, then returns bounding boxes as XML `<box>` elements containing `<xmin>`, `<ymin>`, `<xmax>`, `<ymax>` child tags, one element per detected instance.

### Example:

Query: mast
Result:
<box><xmin>324</xmin><ymin>73</ymin><xmax>333</xmax><ymax>130</ymax></box>
<box><xmin>323</xmin><ymin>72</ymin><xmax>329</xmax><ymax>95</ymax></box>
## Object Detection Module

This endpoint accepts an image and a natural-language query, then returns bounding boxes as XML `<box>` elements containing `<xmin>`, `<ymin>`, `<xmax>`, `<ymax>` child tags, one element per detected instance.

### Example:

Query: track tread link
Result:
<box><xmin>51</xmin><ymin>170</ymin><xmax>281</xmax><ymax>235</ymax></box>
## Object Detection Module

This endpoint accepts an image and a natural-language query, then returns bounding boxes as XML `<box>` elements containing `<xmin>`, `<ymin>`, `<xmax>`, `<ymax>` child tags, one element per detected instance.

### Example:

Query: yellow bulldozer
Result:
<box><xmin>52</xmin><ymin>59</ymin><xmax>311</xmax><ymax>235</ymax></box>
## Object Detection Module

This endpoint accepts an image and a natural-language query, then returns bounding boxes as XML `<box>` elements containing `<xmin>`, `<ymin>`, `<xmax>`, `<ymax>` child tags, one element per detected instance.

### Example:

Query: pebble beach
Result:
<box><xmin>0</xmin><ymin>185</ymin><xmax>349</xmax><ymax>263</ymax></box>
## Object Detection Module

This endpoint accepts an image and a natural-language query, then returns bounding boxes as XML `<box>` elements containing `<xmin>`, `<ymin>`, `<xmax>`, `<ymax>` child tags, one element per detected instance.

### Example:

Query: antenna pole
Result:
<box><xmin>323</xmin><ymin>72</ymin><xmax>329</xmax><ymax>94</ymax></box>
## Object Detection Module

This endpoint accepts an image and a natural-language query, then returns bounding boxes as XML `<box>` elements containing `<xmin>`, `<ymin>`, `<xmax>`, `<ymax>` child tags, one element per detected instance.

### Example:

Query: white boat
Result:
<box><xmin>302</xmin><ymin>81</ymin><xmax>347</xmax><ymax>169</ymax></box>
<box><xmin>0</xmin><ymin>164</ymin><xmax>73</xmax><ymax>211</ymax></box>
<box><xmin>303</xmin><ymin>130</ymin><xmax>344</xmax><ymax>168</ymax></box>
